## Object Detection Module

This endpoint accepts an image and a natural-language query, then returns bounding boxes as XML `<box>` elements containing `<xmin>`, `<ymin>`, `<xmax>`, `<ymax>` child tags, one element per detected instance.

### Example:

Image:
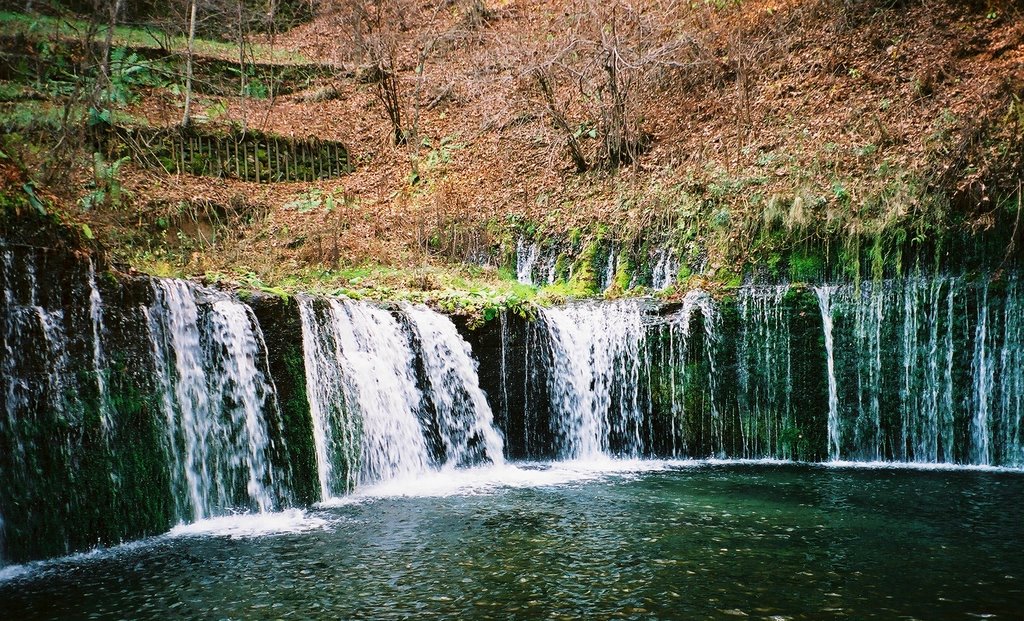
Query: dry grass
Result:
<box><xmin>50</xmin><ymin>0</ymin><xmax>1023</xmax><ymax>281</ymax></box>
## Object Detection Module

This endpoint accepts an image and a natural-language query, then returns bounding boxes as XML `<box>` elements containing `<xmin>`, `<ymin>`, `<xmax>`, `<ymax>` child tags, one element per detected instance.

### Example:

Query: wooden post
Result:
<box><xmin>307</xmin><ymin>143</ymin><xmax>313</xmax><ymax>181</ymax></box>
<box><xmin>273</xmin><ymin>136</ymin><xmax>280</xmax><ymax>182</ymax></box>
<box><xmin>314</xmin><ymin>141</ymin><xmax>321</xmax><ymax>179</ymax></box>
<box><xmin>280</xmin><ymin>138</ymin><xmax>288</xmax><ymax>180</ymax></box>
<box><xmin>174</xmin><ymin>134</ymin><xmax>181</xmax><ymax>175</ymax></box>
<box><xmin>254</xmin><ymin>138</ymin><xmax>261</xmax><ymax>182</ymax></box>
<box><xmin>305</xmin><ymin>143</ymin><xmax>311</xmax><ymax>182</ymax></box>
<box><xmin>213</xmin><ymin>135</ymin><xmax>219</xmax><ymax>175</ymax></box>
<box><xmin>198</xmin><ymin>134</ymin><xmax>204</xmax><ymax>174</ymax></box>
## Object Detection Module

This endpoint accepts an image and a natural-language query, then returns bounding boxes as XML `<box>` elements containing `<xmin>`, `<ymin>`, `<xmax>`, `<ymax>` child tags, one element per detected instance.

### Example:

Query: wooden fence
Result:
<box><xmin>96</xmin><ymin>125</ymin><xmax>351</xmax><ymax>182</ymax></box>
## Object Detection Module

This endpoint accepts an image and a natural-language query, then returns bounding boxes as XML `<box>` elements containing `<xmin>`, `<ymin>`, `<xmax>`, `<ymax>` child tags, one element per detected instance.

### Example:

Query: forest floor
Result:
<box><xmin>1</xmin><ymin>0</ymin><xmax>1022</xmax><ymax>308</ymax></box>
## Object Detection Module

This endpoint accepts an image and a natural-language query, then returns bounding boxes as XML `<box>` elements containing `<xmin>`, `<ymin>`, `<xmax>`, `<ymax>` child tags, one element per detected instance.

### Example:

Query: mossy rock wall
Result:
<box><xmin>2</xmin><ymin>204</ymin><xmax>1023</xmax><ymax>565</ymax></box>
<box><xmin>247</xmin><ymin>293</ymin><xmax>319</xmax><ymax>506</ymax></box>
<box><xmin>0</xmin><ymin>243</ymin><xmax>175</xmax><ymax>563</ymax></box>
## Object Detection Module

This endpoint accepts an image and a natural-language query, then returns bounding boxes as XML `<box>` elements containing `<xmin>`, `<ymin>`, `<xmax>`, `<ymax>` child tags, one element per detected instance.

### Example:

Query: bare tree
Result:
<box><xmin>342</xmin><ymin>0</ymin><xmax>409</xmax><ymax>144</ymax></box>
<box><xmin>374</xmin><ymin>42</ymin><xmax>405</xmax><ymax>144</ymax></box>
<box><xmin>527</xmin><ymin>1</ymin><xmax>681</xmax><ymax>170</ymax></box>
<box><xmin>533</xmin><ymin>66</ymin><xmax>590</xmax><ymax>172</ymax></box>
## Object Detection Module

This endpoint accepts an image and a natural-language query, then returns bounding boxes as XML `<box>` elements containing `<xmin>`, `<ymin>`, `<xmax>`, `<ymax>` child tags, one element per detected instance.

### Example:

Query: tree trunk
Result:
<box><xmin>97</xmin><ymin>0</ymin><xmax>125</xmax><ymax>102</ymax></box>
<box><xmin>237</xmin><ymin>0</ymin><xmax>247</xmax><ymax>98</ymax></box>
<box><xmin>534</xmin><ymin>69</ymin><xmax>589</xmax><ymax>172</ymax></box>
<box><xmin>182</xmin><ymin>0</ymin><xmax>198</xmax><ymax>128</ymax></box>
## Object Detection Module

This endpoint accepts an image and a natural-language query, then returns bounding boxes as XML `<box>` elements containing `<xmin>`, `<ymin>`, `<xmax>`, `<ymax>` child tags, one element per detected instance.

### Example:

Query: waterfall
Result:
<box><xmin>10</xmin><ymin>238</ymin><xmax>1024</xmax><ymax>567</ymax></box>
<box><xmin>814</xmin><ymin>286</ymin><xmax>840</xmax><ymax>460</ymax></box>
<box><xmin>855</xmin><ymin>282</ymin><xmax>886</xmax><ymax>460</ymax></box>
<box><xmin>663</xmin><ymin>316</ymin><xmax>682</xmax><ymax>457</ymax></box>
<box><xmin>677</xmin><ymin>290</ymin><xmax>721</xmax><ymax>455</ymax></box>
<box><xmin>897</xmin><ymin>278</ymin><xmax>957</xmax><ymax>462</ymax></box>
<box><xmin>971</xmin><ymin>282</ymin><xmax>994</xmax><ymax>465</ymax></box>
<box><xmin>298</xmin><ymin>297</ymin><xmax>360</xmax><ymax>498</ymax></box>
<box><xmin>811</xmin><ymin>276</ymin><xmax>1024</xmax><ymax>465</ymax></box>
<box><xmin>736</xmin><ymin>285</ymin><xmax>792</xmax><ymax>458</ymax></box>
<box><xmin>298</xmin><ymin>297</ymin><xmax>429</xmax><ymax>492</ymax></box>
<box><xmin>1000</xmin><ymin>278</ymin><xmax>1024</xmax><ymax>466</ymax></box>
<box><xmin>542</xmin><ymin>250</ymin><xmax>559</xmax><ymax>285</ymax></box>
<box><xmin>516</xmin><ymin>239</ymin><xmax>539</xmax><ymax>285</ymax></box>
<box><xmin>148</xmin><ymin>280</ymin><xmax>282</xmax><ymax>521</ymax></box>
<box><xmin>87</xmin><ymin>259</ymin><xmax>112</xmax><ymax>434</ymax></box>
<box><xmin>403</xmin><ymin>304</ymin><xmax>505</xmax><ymax>468</ymax></box>
<box><xmin>541</xmin><ymin>300</ymin><xmax>646</xmax><ymax>459</ymax></box>
<box><xmin>601</xmin><ymin>246</ymin><xmax>617</xmax><ymax>291</ymax></box>
<box><xmin>298</xmin><ymin>297</ymin><xmax>506</xmax><ymax>495</ymax></box>
<box><xmin>499</xmin><ymin>311</ymin><xmax>510</xmax><ymax>431</ymax></box>
<box><xmin>1</xmin><ymin>248</ymin><xmax>79</xmax><ymax>470</ymax></box>
<box><xmin>941</xmin><ymin>281</ymin><xmax>956</xmax><ymax>463</ymax></box>
<box><xmin>651</xmin><ymin>248</ymin><xmax>678</xmax><ymax>290</ymax></box>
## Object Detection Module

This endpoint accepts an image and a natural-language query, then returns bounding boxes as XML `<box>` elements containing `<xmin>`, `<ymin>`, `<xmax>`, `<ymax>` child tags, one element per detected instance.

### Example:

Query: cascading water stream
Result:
<box><xmin>675</xmin><ymin>290</ymin><xmax>721</xmax><ymax>455</ymax></box>
<box><xmin>651</xmin><ymin>248</ymin><xmax>678</xmax><ymax>290</ymax></box>
<box><xmin>87</xmin><ymin>259</ymin><xmax>112</xmax><ymax>435</ymax></box>
<box><xmin>299</xmin><ymin>297</ymin><xmax>429</xmax><ymax>493</ymax></box>
<box><xmin>498</xmin><ymin>311</ymin><xmax>510</xmax><ymax>431</ymax></box>
<box><xmin>898</xmin><ymin>278</ymin><xmax>957</xmax><ymax>462</ymax></box>
<box><xmin>516</xmin><ymin>239</ymin><xmax>539</xmax><ymax>285</ymax></box>
<box><xmin>602</xmin><ymin>247</ymin><xmax>618</xmax><ymax>291</ymax></box>
<box><xmin>971</xmin><ymin>282</ymin><xmax>994</xmax><ymax>465</ymax></box>
<box><xmin>1</xmin><ymin>248</ymin><xmax>79</xmax><ymax>463</ymax></box>
<box><xmin>541</xmin><ymin>300</ymin><xmax>646</xmax><ymax>459</ymax></box>
<box><xmin>1000</xmin><ymin>278</ymin><xmax>1024</xmax><ymax>466</ymax></box>
<box><xmin>299</xmin><ymin>298</ymin><xmax>506</xmax><ymax>497</ymax></box>
<box><xmin>813</xmin><ymin>286</ymin><xmax>841</xmax><ymax>460</ymax></box>
<box><xmin>148</xmin><ymin>280</ymin><xmax>282</xmax><ymax>521</ymax></box>
<box><xmin>643</xmin><ymin>289</ymin><xmax>721</xmax><ymax>458</ymax></box>
<box><xmin>811</xmin><ymin>276</ymin><xmax>1024</xmax><ymax>465</ymax></box>
<box><xmin>737</xmin><ymin>285</ymin><xmax>792</xmax><ymax>458</ymax></box>
<box><xmin>298</xmin><ymin>297</ymin><xmax>360</xmax><ymax>499</ymax></box>
<box><xmin>1</xmin><ymin>250</ymin><xmax>71</xmax><ymax>560</ymax></box>
<box><xmin>403</xmin><ymin>304</ymin><xmax>505</xmax><ymax>468</ymax></box>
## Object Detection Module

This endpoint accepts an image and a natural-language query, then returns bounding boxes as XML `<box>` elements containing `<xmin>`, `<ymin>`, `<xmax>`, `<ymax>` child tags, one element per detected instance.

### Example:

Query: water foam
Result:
<box><xmin>168</xmin><ymin>508</ymin><xmax>330</xmax><ymax>539</ymax></box>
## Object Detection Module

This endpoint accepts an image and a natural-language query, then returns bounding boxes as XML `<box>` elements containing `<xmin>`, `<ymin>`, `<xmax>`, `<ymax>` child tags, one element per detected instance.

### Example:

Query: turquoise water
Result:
<box><xmin>1</xmin><ymin>462</ymin><xmax>1022</xmax><ymax>620</ymax></box>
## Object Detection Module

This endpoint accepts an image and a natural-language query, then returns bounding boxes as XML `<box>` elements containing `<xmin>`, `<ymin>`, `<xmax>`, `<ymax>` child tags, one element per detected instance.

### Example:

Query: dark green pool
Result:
<box><xmin>2</xmin><ymin>461</ymin><xmax>1022</xmax><ymax>620</ymax></box>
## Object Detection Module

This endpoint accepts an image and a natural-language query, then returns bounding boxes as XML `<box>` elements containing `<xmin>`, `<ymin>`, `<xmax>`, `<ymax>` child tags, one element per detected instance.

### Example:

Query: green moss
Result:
<box><xmin>788</xmin><ymin>251</ymin><xmax>824</xmax><ymax>283</ymax></box>
<box><xmin>553</xmin><ymin>253</ymin><xmax>570</xmax><ymax>282</ymax></box>
<box><xmin>613</xmin><ymin>254</ymin><xmax>633</xmax><ymax>291</ymax></box>
<box><xmin>569</xmin><ymin>241</ymin><xmax>600</xmax><ymax>292</ymax></box>
<box><xmin>720</xmin><ymin>269</ymin><xmax>743</xmax><ymax>290</ymax></box>
<box><xmin>279</xmin><ymin>342</ymin><xmax>319</xmax><ymax>504</ymax></box>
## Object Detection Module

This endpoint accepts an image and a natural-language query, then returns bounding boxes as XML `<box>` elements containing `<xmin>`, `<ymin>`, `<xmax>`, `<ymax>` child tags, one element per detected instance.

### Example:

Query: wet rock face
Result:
<box><xmin>247</xmin><ymin>293</ymin><xmax>319</xmax><ymax>506</ymax></box>
<box><xmin>453</xmin><ymin>313</ymin><xmax>556</xmax><ymax>461</ymax></box>
<box><xmin>0</xmin><ymin>243</ymin><xmax>173</xmax><ymax>564</ymax></box>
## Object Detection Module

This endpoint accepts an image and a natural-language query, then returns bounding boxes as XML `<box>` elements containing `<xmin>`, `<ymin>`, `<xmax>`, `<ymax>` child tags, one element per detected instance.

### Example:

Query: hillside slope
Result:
<box><xmin>1</xmin><ymin>0</ymin><xmax>1022</xmax><ymax>302</ymax></box>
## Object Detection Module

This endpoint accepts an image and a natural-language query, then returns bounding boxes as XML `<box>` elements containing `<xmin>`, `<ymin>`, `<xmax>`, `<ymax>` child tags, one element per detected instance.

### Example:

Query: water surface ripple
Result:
<box><xmin>1</xmin><ymin>462</ymin><xmax>1021</xmax><ymax>620</ymax></box>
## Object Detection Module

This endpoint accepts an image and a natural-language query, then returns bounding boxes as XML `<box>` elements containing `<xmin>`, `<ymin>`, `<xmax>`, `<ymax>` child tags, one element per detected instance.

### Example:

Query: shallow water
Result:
<box><xmin>2</xmin><ymin>462</ymin><xmax>1022</xmax><ymax>620</ymax></box>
